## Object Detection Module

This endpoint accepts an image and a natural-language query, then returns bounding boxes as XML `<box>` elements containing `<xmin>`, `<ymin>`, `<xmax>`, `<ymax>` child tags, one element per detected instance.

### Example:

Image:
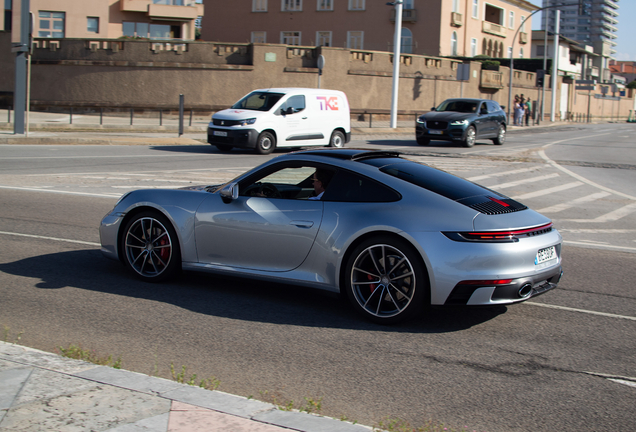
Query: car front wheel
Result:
<box><xmin>463</xmin><ymin>126</ymin><xmax>476</xmax><ymax>147</ymax></box>
<box><xmin>255</xmin><ymin>131</ymin><xmax>275</xmax><ymax>155</ymax></box>
<box><xmin>492</xmin><ymin>125</ymin><xmax>506</xmax><ymax>145</ymax></box>
<box><xmin>344</xmin><ymin>236</ymin><xmax>428</xmax><ymax>324</ymax></box>
<box><xmin>122</xmin><ymin>211</ymin><xmax>181</xmax><ymax>282</ymax></box>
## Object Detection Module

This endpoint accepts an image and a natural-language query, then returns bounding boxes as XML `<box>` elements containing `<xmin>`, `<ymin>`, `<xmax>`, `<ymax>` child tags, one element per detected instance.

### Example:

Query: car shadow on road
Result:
<box><xmin>0</xmin><ymin>249</ymin><xmax>507</xmax><ymax>333</ymax></box>
<box><xmin>364</xmin><ymin>139</ymin><xmax>495</xmax><ymax>148</ymax></box>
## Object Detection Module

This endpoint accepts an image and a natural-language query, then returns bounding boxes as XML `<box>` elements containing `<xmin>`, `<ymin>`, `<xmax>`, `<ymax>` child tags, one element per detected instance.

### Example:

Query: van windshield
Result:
<box><xmin>231</xmin><ymin>92</ymin><xmax>285</xmax><ymax>112</ymax></box>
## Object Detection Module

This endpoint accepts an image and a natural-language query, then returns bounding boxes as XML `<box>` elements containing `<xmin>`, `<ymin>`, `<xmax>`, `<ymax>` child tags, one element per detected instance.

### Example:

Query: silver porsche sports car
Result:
<box><xmin>100</xmin><ymin>149</ymin><xmax>562</xmax><ymax>324</ymax></box>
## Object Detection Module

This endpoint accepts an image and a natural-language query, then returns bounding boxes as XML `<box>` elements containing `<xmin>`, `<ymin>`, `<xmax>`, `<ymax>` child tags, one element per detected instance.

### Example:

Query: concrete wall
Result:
<box><xmin>0</xmin><ymin>32</ymin><xmax>633</xmax><ymax>120</ymax></box>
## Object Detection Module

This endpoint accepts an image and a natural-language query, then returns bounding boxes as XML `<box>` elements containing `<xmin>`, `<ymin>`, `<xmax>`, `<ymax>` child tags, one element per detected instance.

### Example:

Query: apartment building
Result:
<box><xmin>1</xmin><ymin>0</ymin><xmax>204</xmax><ymax>40</ymax></box>
<box><xmin>541</xmin><ymin>0</ymin><xmax>619</xmax><ymax>56</ymax></box>
<box><xmin>201</xmin><ymin>0</ymin><xmax>538</xmax><ymax>58</ymax></box>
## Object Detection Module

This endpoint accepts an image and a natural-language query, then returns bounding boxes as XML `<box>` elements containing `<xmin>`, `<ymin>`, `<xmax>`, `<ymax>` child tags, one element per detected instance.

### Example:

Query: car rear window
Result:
<box><xmin>374</xmin><ymin>161</ymin><xmax>493</xmax><ymax>201</ymax></box>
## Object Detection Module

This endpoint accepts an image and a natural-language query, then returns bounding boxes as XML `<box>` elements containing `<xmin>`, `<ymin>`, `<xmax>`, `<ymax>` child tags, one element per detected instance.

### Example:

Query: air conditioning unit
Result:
<box><xmin>451</xmin><ymin>12</ymin><xmax>463</xmax><ymax>27</ymax></box>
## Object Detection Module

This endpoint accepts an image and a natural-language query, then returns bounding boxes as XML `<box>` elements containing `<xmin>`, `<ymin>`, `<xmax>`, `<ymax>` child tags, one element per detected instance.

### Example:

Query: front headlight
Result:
<box><xmin>416</xmin><ymin>117</ymin><xmax>425</xmax><ymax>124</ymax></box>
<box><xmin>450</xmin><ymin>119</ymin><xmax>469</xmax><ymax>126</ymax></box>
<box><xmin>239</xmin><ymin>118</ymin><xmax>257</xmax><ymax>126</ymax></box>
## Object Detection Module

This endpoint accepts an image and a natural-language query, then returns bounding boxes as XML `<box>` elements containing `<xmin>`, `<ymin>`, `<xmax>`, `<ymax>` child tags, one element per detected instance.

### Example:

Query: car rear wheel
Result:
<box><xmin>463</xmin><ymin>126</ymin><xmax>476</xmax><ymax>147</ymax></box>
<box><xmin>215</xmin><ymin>144</ymin><xmax>233</xmax><ymax>152</ymax></box>
<box><xmin>416</xmin><ymin>137</ymin><xmax>430</xmax><ymax>146</ymax></box>
<box><xmin>344</xmin><ymin>236</ymin><xmax>428</xmax><ymax>324</ymax></box>
<box><xmin>255</xmin><ymin>131</ymin><xmax>275</xmax><ymax>155</ymax></box>
<box><xmin>122</xmin><ymin>211</ymin><xmax>181</xmax><ymax>282</ymax></box>
<box><xmin>329</xmin><ymin>130</ymin><xmax>345</xmax><ymax>148</ymax></box>
<box><xmin>492</xmin><ymin>125</ymin><xmax>506</xmax><ymax>145</ymax></box>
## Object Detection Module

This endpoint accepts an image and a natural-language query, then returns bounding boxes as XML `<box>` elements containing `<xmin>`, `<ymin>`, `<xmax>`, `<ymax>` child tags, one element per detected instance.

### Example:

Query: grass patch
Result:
<box><xmin>170</xmin><ymin>363</ymin><xmax>221</xmax><ymax>390</ymax></box>
<box><xmin>57</xmin><ymin>344</ymin><xmax>123</xmax><ymax>369</ymax></box>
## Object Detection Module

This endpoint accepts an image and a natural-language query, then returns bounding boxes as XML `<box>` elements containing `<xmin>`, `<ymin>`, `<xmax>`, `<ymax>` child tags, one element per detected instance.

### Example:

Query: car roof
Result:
<box><xmin>291</xmin><ymin>149</ymin><xmax>401</xmax><ymax>161</ymax></box>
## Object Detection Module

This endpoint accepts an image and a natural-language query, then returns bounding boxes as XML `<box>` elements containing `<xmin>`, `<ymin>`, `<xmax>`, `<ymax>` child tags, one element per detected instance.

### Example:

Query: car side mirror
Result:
<box><xmin>431</xmin><ymin>107</ymin><xmax>436</xmax><ymax>111</ymax></box>
<box><xmin>220</xmin><ymin>182</ymin><xmax>239</xmax><ymax>202</ymax></box>
<box><xmin>500</xmin><ymin>105</ymin><xmax>506</xmax><ymax>110</ymax></box>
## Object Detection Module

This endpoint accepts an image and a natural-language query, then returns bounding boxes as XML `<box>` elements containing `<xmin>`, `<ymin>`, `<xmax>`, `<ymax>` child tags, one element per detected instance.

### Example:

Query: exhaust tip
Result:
<box><xmin>518</xmin><ymin>283</ymin><xmax>533</xmax><ymax>298</ymax></box>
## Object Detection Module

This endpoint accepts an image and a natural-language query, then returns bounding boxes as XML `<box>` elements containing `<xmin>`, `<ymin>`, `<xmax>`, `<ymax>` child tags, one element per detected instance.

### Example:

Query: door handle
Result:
<box><xmin>302</xmin><ymin>117</ymin><xmax>308</xmax><ymax>120</ymax></box>
<box><xmin>290</xmin><ymin>220</ymin><xmax>314</xmax><ymax>228</ymax></box>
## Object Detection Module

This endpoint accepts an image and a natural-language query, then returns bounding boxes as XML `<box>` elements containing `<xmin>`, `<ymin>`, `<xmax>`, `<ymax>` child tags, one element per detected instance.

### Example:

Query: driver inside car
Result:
<box><xmin>308</xmin><ymin>169</ymin><xmax>334</xmax><ymax>200</ymax></box>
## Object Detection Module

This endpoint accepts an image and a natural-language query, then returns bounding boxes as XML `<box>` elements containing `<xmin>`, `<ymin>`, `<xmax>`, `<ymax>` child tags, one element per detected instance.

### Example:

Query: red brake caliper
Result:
<box><xmin>367</xmin><ymin>274</ymin><xmax>377</xmax><ymax>293</ymax></box>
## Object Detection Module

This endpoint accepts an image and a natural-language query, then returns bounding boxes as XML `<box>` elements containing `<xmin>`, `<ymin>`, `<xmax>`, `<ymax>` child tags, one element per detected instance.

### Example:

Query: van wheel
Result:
<box><xmin>329</xmin><ymin>130</ymin><xmax>345</xmax><ymax>148</ymax></box>
<box><xmin>255</xmin><ymin>131</ymin><xmax>275</xmax><ymax>155</ymax></box>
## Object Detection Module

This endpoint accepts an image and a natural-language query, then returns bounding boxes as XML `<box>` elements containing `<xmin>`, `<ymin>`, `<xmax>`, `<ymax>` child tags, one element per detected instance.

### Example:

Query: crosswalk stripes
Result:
<box><xmin>511</xmin><ymin>181</ymin><xmax>583</xmax><ymax>200</ymax></box>
<box><xmin>537</xmin><ymin>192</ymin><xmax>611</xmax><ymax>213</ymax></box>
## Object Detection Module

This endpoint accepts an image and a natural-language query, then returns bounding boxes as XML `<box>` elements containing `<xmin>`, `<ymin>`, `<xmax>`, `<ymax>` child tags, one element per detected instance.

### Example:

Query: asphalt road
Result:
<box><xmin>1</xmin><ymin>123</ymin><xmax>635</xmax><ymax>431</ymax></box>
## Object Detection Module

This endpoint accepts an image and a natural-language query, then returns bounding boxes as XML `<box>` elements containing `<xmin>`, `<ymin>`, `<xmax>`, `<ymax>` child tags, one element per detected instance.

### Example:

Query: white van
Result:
<box><xmin>207</xmin><ymin>88</ymin><xmax>351</xmax><ymax>154</ymax></box>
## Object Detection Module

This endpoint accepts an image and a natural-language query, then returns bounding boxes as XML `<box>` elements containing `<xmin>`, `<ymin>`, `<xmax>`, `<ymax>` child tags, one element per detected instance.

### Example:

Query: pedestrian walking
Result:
<box><xmin>514</xmin><ymin>95</ymin><xmax>524</xmax><ymax>126</ymax></box>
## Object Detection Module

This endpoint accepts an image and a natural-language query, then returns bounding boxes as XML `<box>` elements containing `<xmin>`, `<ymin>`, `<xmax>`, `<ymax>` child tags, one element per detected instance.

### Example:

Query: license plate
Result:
<box><xmin>429</xmin><ymin>130</ymin><xmax>443</xmax><ymax>135</ymax></box>
<box><xmin>213</xmin><ymin>131</ymin><xmax>227</xmax><ymax>137</ymax></box>
<box><xmin>535</xmin><ymin>246</ymin><xmax>557</xmax><ymax>265</ymax></box>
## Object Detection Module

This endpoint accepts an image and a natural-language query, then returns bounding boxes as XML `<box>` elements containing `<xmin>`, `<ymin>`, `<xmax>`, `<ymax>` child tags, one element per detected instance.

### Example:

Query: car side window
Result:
<box><xmin>280</xmin><ymin>95</ymin><xmax>306</xmax><ymax>115</ymax></box>
<box><xmin>487</xmin><ymin>101</ymin><xmax>499</xmax><ymax>112</ymax></box>
<box><xmin>479</xmin><ymin>103</ymin><xmax>488</xmax><ymax>114</ymax></box>
<box><xmin>323</xmin><ymin>170</ymin><xmax>401</xmax><ymax>203</ymax></box>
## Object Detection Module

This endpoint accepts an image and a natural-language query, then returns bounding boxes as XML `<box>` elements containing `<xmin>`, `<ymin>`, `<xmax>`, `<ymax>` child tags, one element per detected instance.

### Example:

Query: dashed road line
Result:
<box><xmin>0</xmin><ymin>185</ymin><xmax>119</xmax><ymax>198</ymax></box>
<box><xmin>537</xmin><ymin>192</ymin><xmax>611</xmax><ymax>213</ymax></box>
<box><xmin>511</xmin><ymin>181</ymin><xmax>583</xmax><ymax>200</ymax></box>
<box><xmin>525</xmin><ymin>302</ymin><xmax>636</xmax><ymax>321</ymax></box>
<box><xmin>0</xmin><ymin>230</ymin><xmax>100</xmax><ymax>246</ymax></box>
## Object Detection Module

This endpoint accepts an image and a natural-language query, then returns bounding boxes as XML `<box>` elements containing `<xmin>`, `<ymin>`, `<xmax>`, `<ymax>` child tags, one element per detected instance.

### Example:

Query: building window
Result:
<box><xmin>472</xmin><ymin>0</ymin><xmax>478</xmax><ymax>18</ymax></box>
<box><xmin>253</xmin><ymin>0</ymin><xmax>267</xmax><ymax>12</ymax></box>
<box><xmin>123</xmin><ymin>22</ymin><xmax>149</xmax><ymax>38</ymax></box>
<box><xmin>316</xmin><ymin>31</ymin><xmax>332</xmax><ymax>46</ymax></box>
<box><xmin>153</xmin><ymin>0</ymin><xmax>185</xmax><ymax>4</ymax></box>
<box><xmin>317</xmin><ymin>0</ymin><xmax>332</xmax><ymax>11</ymax></box>
<box><xmin>150</xmin><ymin>23</ymin><xmax>171</xmax><ymax>39</ymax></box>
<box><xmin>252</xmin><ymin>31</ymin><xmax>266</xmax><ymax>43</ymax></box>
<box><xmin>401</xmin><ymin>28</ymin><xmax>412</xmax><ymax>54</ymax></box>
<box><xmin>348</xmin><ymin>0</ymin><xmax>365</xmax><ymax>11</ymax></box>
<box><xmin>536</xmin><ymin>45</ymin><xmax>544</xmax><ymax>56</ymax></box>
<box><xmin>509</xmin><ymin>11</ymin><xmax>514</xmax><ymax>29</ymax></box>
<box><xmin>281</xmin><ymin>31</ymin><xmax>301</xmax><ymax>45</ymax></box>
<box><xmin>451</xmin><ymin>31</ymin><xmax>457</xmax><ymax>56</ymax></box>
<box><xmin>282</xmin><ymin>0</ymin><xmax>302</xmax><ymax>11</ymax></box>
<box><xmin>87</xmin><ymin>17</ymin><xmax>99</xmax><ymax>34</ymax></box>
<box><xmin>38</xmin><ymin>11</ymin><xmax>65</xmax><ymax>38</ymax></box>
<box><xmin>452</xmin><ymin>0</ymin><xmax>459</xmax><ymax>13</ymax></box>
<box><xmin>471</xmin><ymin>38</ymin><xmax>477</xmax><ymax>57</ymax></box>
<box><xmin>520</xmin><ymin>47</ymin><xmax>524</xmax><ymax>58</ymax></box>
<box><xmin>520</xmin><ymin>15</ymin><xmax>526</xmax><ymax>32</ymax></box>
<box><xmin>347</xmin><ymin>31</ymin><xmax>364</xmax><ymax>49</ymax></box>
<box><xmin>507</xmin><ymin>46</ymin><xmax>512</xmax><ymax>57</ymax></box>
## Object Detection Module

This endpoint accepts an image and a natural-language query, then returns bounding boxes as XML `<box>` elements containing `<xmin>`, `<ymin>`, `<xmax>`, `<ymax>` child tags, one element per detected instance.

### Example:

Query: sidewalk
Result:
<box><xmin>0</xmin><ymin>342</ymin><xmax>372</xmax><ymax>432</ymax></box>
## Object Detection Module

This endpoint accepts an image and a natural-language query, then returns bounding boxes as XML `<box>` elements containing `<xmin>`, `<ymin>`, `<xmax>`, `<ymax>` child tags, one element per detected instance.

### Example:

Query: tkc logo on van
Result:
<box><xmin>317</xmin><ymin>96</ymin><xmax>339</xmax><ymax>111</ymax></box>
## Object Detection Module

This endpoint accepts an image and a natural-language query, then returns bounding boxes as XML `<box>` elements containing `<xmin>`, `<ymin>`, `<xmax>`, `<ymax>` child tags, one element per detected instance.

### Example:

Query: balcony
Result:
<box><xmin>451</xmin><ymin>12</ymin><xmax>463</xmax><ymax>27</ymax></box>
<box><xmin>482</xmin><ymin>21</ymin><xmax>506</xmax><ymax>38</ymax></box>
<box><xmin>390</xmin><ymin>9</ymin><xmax>417</xmax><ymax>23</ymax></box>
<box><xmin>480</xmin><ymin>70</ymin><xmax>504</xmax><ymax>89</ymax></box>
<box><xmin>519</xmin><ymin>32</ymin><xmax>527</xmax><ymax>44</ymax></box>
<box><xmin>120</xmin><ymin>0</ymin><xmax>204</xmax><ymax>21</ymax></box>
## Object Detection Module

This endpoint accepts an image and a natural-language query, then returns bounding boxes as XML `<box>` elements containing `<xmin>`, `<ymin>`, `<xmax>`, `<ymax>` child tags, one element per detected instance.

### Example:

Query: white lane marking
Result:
<box><xmin>564</xmin><ymin>202</ymin><xmax>636</xmax><ymax>223</ymax></box>
<box><xmin>538</xmin><ymin>149</ymin><xmax>636</xmax><ymax>201</ymax></box>
<box><xmin>487</xmin><ymin>173</ymin><xmax>560</xmax><ymax>189</ymax></box>
<box><xmin>564</xmin><ymin>240</ymin><xmax>636</xmax><ymax>252</ymax></box>
<box><xmin>22</xmin><ymin>167</ymin><xmax>253</xmax><ymax>176</ymax></box>
<box><xmin>525</xmin><ymin>302</ymin><xmax>636</xmax><ymax>321</ymax></box>
<box><xmin>0</xmin><ymin>185</ymin><xmax>120</xmax><ymax>198</ymax></box>
<box><xmin>512</xmin><ymin>181</ymin><xmax>583</xmax><ymax>200</ymax></box>
<box><xmin>560</xmin><ymin>228</ymin><xmax>636</xmax><ymax>234</ymax></box>
<box><xmin>466</xmin><ymin>167</ymin><xmax>538</xmax><ymax>181</ymax></box>
<box><xmin>608</xmin><ymin>379</ymin><xmax>636</xmax><ymax>388</ymax></box>
<box><xmin>537</xmin><ymin>192</ymin><xmax>611</xmax><ymax>213</ymax></box>
<box><xmin>0</xmin><ymin>231</ymin><xmax>100</xmax><ymax>246</ymax></box>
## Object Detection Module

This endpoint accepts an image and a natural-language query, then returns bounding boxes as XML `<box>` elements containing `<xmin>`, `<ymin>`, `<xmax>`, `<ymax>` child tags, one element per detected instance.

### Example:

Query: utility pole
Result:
<box><xmin>389</xmin><ymin>0</ymin><xmax>403</xmax><ymax>129</ymax></box>
<box><xmin>550</xmin><ymin>9</ymin><xmax>560</xmax><ymax>122</ymax></box>
<box><xmin>12</xmin><ymin>0</ymin><xmax>30</xmax><ymax>135</ymax></box>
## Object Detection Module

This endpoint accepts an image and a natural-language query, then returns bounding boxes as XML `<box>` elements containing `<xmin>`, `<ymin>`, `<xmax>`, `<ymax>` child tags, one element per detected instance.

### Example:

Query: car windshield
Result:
<box><xmin>435</xmin><ymin>100</ymin><xmax>478</xmax><ymax>113</ymax></box>
<box><xmin>231</xmin><ymin>92</ymin><xmax>284</xmax><ymax>112</ymax></box>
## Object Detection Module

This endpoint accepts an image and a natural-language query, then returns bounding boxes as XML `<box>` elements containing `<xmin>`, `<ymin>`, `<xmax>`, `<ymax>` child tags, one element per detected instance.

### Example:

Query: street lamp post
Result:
<box><xmin>388</xmin><ymin>1</ymin><xmax>403</xmax><ymax>129</ymax></box>
<box><xmin>507</xmin><ymin>2</ymin><xmax>580</xmax><ymax>125</ymax></box>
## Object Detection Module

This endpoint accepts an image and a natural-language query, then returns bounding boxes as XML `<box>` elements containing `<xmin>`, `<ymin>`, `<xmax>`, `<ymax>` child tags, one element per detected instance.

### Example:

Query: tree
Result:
<box><xmin>627</xmin><ymin>80</ymin><xmax>636</xmax><ymax>90</ymax></box>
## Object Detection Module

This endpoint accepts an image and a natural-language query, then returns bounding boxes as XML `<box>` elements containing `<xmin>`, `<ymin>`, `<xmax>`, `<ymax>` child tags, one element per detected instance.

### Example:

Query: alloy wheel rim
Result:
<box><xmin>467</xmin><ymin>128</ymin><xmax>475</xmax><ymax>145</ymax></box>
<box><xmin>350</xmin><ymin>244</ymin><xmax>415</xmax><ymax>318</ymax></box>
<box><xmin>125</xmin><ymin>217</ymin><xmax>172</xmax><ymax>277</ymax></box>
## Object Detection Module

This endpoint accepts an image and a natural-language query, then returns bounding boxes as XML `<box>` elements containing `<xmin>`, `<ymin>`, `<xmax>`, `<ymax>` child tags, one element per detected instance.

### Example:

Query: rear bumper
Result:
<box><xmin>444</xmin><ymin>266</ymin><xmax>563</xmax><ymax>306</ymax></box>
<box><xmin>208</xmin><ymin>127</ymin><xmax>259</xmax><ymax>149</ymax></box>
